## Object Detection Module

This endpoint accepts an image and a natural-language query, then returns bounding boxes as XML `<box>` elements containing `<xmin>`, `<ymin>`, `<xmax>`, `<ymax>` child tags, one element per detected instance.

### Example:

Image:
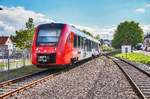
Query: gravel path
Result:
<box><xmin>10</xmin><ymin>56</ymin><xmax>139</xmax><ymax>99</ymax></box>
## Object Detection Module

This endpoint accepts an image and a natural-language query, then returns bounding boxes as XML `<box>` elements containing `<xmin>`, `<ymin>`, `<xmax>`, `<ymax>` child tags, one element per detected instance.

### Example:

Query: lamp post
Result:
<box><xmin>125</xmin><ymin>47</ymin><xmax>128</xmax><ymax>58</ymax></box>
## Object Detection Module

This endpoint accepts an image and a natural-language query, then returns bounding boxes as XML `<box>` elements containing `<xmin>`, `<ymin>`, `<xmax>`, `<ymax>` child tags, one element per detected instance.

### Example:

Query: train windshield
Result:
<box><xmin>36</xmin><ymin>28</ymin><xmax>62</xmax><ymax>46</ymax></box>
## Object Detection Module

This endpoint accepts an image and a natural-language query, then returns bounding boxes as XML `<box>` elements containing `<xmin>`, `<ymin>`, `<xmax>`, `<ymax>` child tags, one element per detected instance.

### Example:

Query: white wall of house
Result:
<box><xmin>121</xmin><ymin>45</ymin><xmax>131</xmax><ymax>53</ymax></box>
<box><xmin>5</xmin><ymin>37</ymin><xmax>14</xmax><ymax>54</ymax></box>
<box><xmin>144</xmin><ymin>38</ymin><xmax>150</xmax><ymax>45</ymax></box>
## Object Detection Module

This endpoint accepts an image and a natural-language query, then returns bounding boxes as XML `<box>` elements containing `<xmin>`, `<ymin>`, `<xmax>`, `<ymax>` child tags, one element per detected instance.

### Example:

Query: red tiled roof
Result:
<box><xmin>0</xmin><ymin>36</ymin><xmax>9</xmax><ymax>45</ymax></box>
<box><xmin>122</xmin><ymin>40</ymin><xmax>131</xmax><ymax>45</ymax></box>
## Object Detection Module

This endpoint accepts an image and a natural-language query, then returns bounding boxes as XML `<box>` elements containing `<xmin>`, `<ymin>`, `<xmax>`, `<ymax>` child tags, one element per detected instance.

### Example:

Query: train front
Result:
<box><xmin>31</xmin><ymin>23</ymin><xmax>67</xmax><ymax>68</ymax></box>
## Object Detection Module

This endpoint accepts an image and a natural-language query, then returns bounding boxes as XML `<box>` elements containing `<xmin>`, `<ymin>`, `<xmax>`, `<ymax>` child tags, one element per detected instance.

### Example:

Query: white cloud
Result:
<box><xmin>71</xmin><ymin>24</ymin><xmax>117</xmax><ymax>40</ymax></box>
<box><xmin>141</xmin><ymin>24</ymin><xmax>150</xmax><ymax>33</ymax></box>
<box><xmin>0</xmin><ymin>5</ymin><xmax>149</xmax><ymax>40</ymax></box>
<box><xmin>135</xmin><ymin>3</ymin><xmax>150</xmax><ymax>13</ymax></box>
<box><xmin>71</xmin><ymin>24</ymin><xmax>100</xmax><ymax>36</ymax></box>
<box><xmin>146</xmin><ymin>4</ymin><xmax>150</xmax><ymax>7</ymax></box>
<box><xmin>72</xmin><ymin>24</ymin><xmax>150</xmax><ymax>40</ymax></box>
<box><xmin>0</xmin><ymin>21</ymin><xmax>16</xmax><ymax>35</ymax></box>
<box><xmin>0</xmin><ymin>5</ymin><xmax>54</xmax><ymax>35</ymax></box>
<box><xmin>0</xmin><ymin>5</ymin><xmax>116</xmax><ymax>39</ymax></box>
<box><xmin>135</xmin><ymin>8</ymin><xmax>145</xmax><ymax>13</ymax></box>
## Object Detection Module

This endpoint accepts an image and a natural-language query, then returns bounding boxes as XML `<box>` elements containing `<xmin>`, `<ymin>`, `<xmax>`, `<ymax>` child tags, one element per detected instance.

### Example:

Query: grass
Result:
<box><xmin>107</xmin><ymin>50</ymin><xmax>121</xmax><ymax>56</ymax></box>
<box><xmin>0</xmin><ymin>59</ymin><xmax>31</xmax><ymax>68</ymax></box>
<box><xmin>115</xmin><ymin>52</ymin><xmax>150</xmax><ymax>65</ymax></box>
<box><xmin>0</xmin><ymin>65</ymin><xmax>44</xmax><ymax>82</ymax></box>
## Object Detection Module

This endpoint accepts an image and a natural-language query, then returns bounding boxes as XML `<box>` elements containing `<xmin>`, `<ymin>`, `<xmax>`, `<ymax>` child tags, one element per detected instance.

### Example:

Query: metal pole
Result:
<box><xmin>125</xmin><ymin>47</ymin><xmax>128</xmax><ymax>59</ymax></box>
<box><xmin>23</xmin><ymin>50</ymin><xmax>25</xmax><ymax>66</ymax></box>
<box><xmin>8</xmin><ymin>50</ymin><xmax>10</xmax><ymax>71</ymax></box>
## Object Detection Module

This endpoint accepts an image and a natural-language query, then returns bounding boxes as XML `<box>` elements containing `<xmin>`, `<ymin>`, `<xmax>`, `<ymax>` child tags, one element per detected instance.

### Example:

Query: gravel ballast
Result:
<box><xmin>10</xmin><ymin>56</ymin><xmax>139</xmax><ymax>99</ymax></box>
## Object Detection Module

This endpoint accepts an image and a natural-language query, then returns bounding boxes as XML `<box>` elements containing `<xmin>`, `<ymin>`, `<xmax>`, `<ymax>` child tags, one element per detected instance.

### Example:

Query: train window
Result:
<box><xmin>92</xmin><ymin>42</ymin><xmax>94</xmax><ymax>49</ymax></box>
<box><xmin>91</xmin><ymin>41</ymin><xmax>93</xmax><ymax>49</ymax></box>
<box><xmin>81</xmin><ymin>37</ymin><xmax>83</xmax><ymax>48</ymax></box>
<box><xmin>73</xmin><ymin>34</ymin><xmax>77</xmax><ymax>48</ymax></box>
<box><xmin>83</xmin><ymin>37</ymin><xmax>86</xmax><ymax>50</ymax></box>
<box><xmin>89</xmin><ymin>40</ymin><xmax>91</xmax><ymax>51</ymax></box>
<box><xmin>96</xmin><ymin>43</ymin><xmax>98</xmax><ymax>50</ymax></box>
<box><xmin>78</xmin><ymin>36</ymin><xmax>80</xmax><ymax>48</ymax></box>
<box><xmin>36</xmin><ymin>28</ymin><xmax>62</xmax><ymax>46</ymax></box>
<box><xmin>92</xmin><ymin>42</ymin><xmax>95</xmax><ymax>49</ymax></box>
<box><xmin>67</xmin><ymin>33</ymin><xmax>71</xmax><ymax>44</ymax></box>
<box><xmin>86</xmin><ymin>39</ymin><xmax>89</xmax><ymax>51</ymax></box>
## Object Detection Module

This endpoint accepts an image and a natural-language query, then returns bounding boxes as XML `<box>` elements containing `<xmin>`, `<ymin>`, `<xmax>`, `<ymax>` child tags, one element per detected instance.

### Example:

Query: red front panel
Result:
<box><xmin>31</xmin><ymin>24</ymin><xmax>71</xmax><ymax>66</ymax></box>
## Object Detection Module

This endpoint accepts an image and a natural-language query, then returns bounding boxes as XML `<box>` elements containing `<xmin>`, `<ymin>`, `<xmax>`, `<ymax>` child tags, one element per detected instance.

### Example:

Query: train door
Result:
<box><xmin>65</xmin><ymin>32</ymin><xmax>72</xmax><ymax>63</ymax></box>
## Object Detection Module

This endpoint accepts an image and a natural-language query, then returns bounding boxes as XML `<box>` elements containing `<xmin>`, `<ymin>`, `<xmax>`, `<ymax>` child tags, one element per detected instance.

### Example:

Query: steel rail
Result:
<box><xmin>0</xmin><ymin>56</ymin><xmax>97</xmax><ymax>99</ymax></box>
<box><xmin>106</xmin><ymin>55</ymin><xmax>147</xmax><ymax>99</ymax></box>
<box><xmin>0</xmin><ymin>70</ymin><xmax>64</xmax><ymax>99</ymax></box>
<box><xmin>117</xmin><ymin>57</ymin><xmax>150</xmax><ymax>77</ymax></box>
<box><xmin>0</xmin><ymin>70</ymin><xmax>48</xmax><ymax>87</ymax></box>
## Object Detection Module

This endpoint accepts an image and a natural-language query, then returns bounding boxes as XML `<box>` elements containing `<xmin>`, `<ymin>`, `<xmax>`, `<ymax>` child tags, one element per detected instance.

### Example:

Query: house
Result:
<box><xmin>143</xmin><ymin>34</ymin><xmax>150</xmax><ymax>51</ymax></box>
<box><xmin>121</xmin><ymin>40</ymin><xmax>132</xmax><ymax>53</ymax></box>
<box><xmin>0</xmin><ymin>36</ymin><xmax>15</xmax><ymax>55</ymax></box>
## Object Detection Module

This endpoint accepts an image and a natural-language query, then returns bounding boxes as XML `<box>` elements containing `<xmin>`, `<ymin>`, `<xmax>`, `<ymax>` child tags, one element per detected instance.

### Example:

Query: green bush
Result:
<box><xmin>101</xmin><ymin>44</ymin><xmax>113</xmax><ymax>52</ymax></box>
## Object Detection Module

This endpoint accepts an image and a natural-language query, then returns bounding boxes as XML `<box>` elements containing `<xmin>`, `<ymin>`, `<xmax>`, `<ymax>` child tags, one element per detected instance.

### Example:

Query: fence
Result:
<box><xmin>0</xmin><ymin>50</ymin><xmax>31</xmax><ymax>72</ymax></box>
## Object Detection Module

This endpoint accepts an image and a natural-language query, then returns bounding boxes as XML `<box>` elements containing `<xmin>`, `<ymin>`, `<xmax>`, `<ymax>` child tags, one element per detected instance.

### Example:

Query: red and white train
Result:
<box><xmin>31</xmin><ymin>23</ymin><xmax>100</xmax><ymax>68</ymax></box>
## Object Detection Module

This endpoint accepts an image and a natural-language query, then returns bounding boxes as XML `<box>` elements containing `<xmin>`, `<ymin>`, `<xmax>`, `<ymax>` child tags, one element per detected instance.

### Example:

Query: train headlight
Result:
<box><xmin>50</xmin><ymin>48</ymin><xmax>56</xmax><ymax>52</ymax></box>
<box><xmin>35</xmin><ymin>48</ymin><xmax>40</xmax><ymax>52</ymax></box>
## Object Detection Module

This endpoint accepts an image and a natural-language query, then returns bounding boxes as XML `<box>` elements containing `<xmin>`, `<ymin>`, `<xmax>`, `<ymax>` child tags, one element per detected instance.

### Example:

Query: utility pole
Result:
<box><xmin>7</xmin><ymin>50</ymin><xmax>10</xmax><ymax>71</ymax></box>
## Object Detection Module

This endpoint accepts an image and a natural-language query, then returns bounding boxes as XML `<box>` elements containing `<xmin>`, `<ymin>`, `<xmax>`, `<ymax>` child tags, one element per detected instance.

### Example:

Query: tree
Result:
<box><xmin>111</xmin><ymin>21</ymin><xmax>144</xmax><ymax>49</ymax></box>
<box><xmin>13</xmin><ymin>18</ymin><xmax>35</xmax><ymax>49</ymax></box>
<box><xmin>82</xmin><ymin>30</ymin><xmax>94</xmax><ymax>38</ymax></box>
<box><xmin>95</xmin><ymin>34</ymin><xmax>101</xmax><ymax>41</ymax></box>
<box><xmin>82</xmin><ymin>30</ymin><xmax>99</xmax><ymax>41</ymax></box>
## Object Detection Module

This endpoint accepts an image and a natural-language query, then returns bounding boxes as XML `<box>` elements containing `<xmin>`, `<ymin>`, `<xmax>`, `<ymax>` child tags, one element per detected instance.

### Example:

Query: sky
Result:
<box><xmin>0</xmin><ymin>0</ymin><xmax>150</xmax><ymax>40</ymax></box>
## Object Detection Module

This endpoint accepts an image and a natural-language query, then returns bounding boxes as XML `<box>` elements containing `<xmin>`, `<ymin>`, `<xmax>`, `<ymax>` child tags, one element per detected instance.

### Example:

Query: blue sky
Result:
<box><xmin>0</xmin><ymin>0</ymin><xmax>150</xmax><ymax>39</ymax></box>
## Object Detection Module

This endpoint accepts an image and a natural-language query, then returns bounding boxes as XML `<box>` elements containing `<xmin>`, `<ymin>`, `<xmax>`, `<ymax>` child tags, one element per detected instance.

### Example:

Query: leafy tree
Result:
<box><xmin>13</xmin><ymin>18</ymin><xmax>35</xmax><ymax>49</ymax></box>
<box><xmin>95</xmin><ymin>34</ymin><xmax>101</xmax><ymax>41</ymax></box>
<box><xmin>82</xmin><ymin>30</ymin><xmax>100</xmax><ymax>41</ymax></box>
<box><xmin>111</xmin><ymin>21</ymin><xmax>144</xmax><ymax>49</ymax></box>
<box><xmin>82</xmin><ymin>30</ymin><xmax>94</xmax><ymax>38</ymax></box>
<box><xmin>26</xmin><ymin>18</ymin><xmax>34</xmax><ymax>30</ymax></box>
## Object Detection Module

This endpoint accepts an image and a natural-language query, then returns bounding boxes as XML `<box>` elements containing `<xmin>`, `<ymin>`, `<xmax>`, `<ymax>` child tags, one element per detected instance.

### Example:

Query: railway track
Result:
<box><xmin>0</xmin><ymin>69</ymin><xmax>63</xmax><ymax>99</ymax></box>
<box><xmin>0</xmin><ymin>57</ymin><xmax>97</xmax><ymax>99</ymax></box>
<box><xmin>107</xmin><ymin>55</ymin><xmax>150</xmax><ymax>99</ymax></box>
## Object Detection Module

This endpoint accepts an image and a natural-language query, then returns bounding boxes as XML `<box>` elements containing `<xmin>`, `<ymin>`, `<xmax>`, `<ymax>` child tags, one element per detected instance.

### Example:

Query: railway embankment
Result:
<box><xmin>119</xmin><ymin>57</ymin><xmax>150</xmax><ymax>74</ymax></box>
<box><xmin>0</xmin><ymin>65</ymin><xmax>44</xmax><ymax>82</ymax></box>
<box><xmin>10</xmin><ymin>56</ymin><xmax>139</xmax><ymax>99</ymax></box>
